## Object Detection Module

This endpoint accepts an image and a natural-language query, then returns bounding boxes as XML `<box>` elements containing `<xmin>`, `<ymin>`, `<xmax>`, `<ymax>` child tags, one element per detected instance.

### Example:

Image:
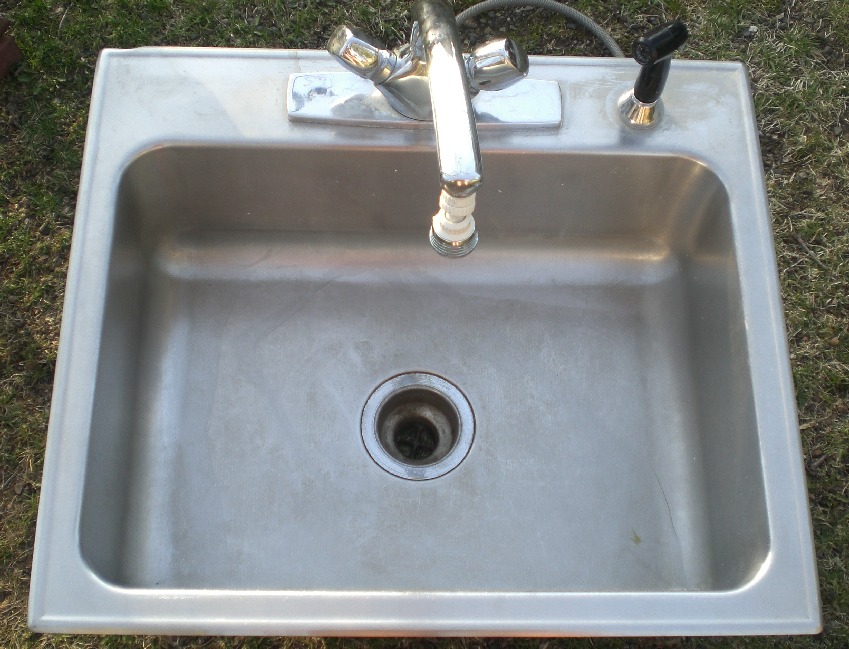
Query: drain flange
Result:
<box><xmin>361</xmin><ymin>372</ymin><xmax>475</xmax><ymax>480</ymax></box>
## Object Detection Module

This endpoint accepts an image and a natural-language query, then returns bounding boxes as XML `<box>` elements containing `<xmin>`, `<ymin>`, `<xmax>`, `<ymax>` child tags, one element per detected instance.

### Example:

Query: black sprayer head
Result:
<box><xmin>633</xmin><ymin>21</ymin><xmax>689</xmax><ymax>66</ymax></box>
<box><xmin>632</xmin><ymin>21</ymin><xmax>689</xmax><ymax>104</ymax></box>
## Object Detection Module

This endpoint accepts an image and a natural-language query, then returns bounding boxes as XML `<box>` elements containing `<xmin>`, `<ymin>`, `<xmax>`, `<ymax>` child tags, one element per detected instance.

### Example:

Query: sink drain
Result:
<box><xmin>361</xmin><ymin>372</ymin><xmax>475</xmax><ymax>480</ymax></box>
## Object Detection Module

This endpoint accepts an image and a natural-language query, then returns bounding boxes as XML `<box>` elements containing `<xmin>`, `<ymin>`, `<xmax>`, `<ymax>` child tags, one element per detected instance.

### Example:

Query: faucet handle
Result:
<box><xmin>326</xmin><ymin>25</ymin><xmax>397</xmax><ymax>84</ymax></box>
<box><xmin>408</xmin><ymin>21</ymin><xmax>425</xmax><ymax>60</ymax></box>
<box><xmin>466</xmin><ymin>38</ymin><xmax>529</xmax><ymax>92</ymax></box>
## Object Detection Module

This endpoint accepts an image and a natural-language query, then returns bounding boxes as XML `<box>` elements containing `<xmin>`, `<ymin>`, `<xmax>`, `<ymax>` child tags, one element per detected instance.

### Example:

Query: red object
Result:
<box><xmin>0</xmin><ymin>18</ymin><xmax>23</xmax><ymax>78</ymax></box>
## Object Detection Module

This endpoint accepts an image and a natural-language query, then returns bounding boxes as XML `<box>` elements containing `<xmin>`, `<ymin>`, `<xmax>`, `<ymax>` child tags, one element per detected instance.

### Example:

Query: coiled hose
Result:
<box><xmin>455</xmin><ymin>0</ymin><xmax>625</xmax><ymax>58</ymax></box>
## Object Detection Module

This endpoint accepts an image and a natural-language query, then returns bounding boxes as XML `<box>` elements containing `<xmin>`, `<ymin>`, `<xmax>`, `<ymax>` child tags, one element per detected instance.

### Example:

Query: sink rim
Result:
<box><xmin>28</xmin><ymin>47</ymin><xmax>820</xmax><ymax>635</ymax></box>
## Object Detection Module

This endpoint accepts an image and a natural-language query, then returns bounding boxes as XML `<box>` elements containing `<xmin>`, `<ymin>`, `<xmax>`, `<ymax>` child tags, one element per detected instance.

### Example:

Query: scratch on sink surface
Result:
<box><xmin>254</xmin><ymin>272</ymin><xmax>348</xmax><ymax>345</ymax></box>
<box><xmin>653</xmin><ymin>468</ymin><xmax>678</xmax><ymax>540</ymax></box>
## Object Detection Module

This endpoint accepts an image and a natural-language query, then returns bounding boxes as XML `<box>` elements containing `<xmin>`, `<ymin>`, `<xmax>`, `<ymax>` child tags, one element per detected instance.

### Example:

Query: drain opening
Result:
<box><xmin>393</xmin><ymin>416</ymin><xmax>439</xmax><ymax>460</ymax></box>
<box><xmin>376</xmin><ymin>386</ymin><xmax>460</xmax><ymax>467</ymax></box>
<box><xmin>362</xmin><ymin>372</ymin><xmax>475</xmax><ymax>480</ymax></box>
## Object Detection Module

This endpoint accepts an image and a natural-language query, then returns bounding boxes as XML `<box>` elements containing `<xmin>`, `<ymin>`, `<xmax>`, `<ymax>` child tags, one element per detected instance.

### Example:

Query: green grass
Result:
<box><xmin>1</xmin><ymin>0</ymin><xmax>847</xmax><ymax>647</ymax></box>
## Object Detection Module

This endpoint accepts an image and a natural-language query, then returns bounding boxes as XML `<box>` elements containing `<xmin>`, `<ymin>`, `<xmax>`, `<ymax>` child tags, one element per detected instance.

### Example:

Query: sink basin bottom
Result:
<box><xmin>108</xmin><ymin>236</ymin><xmax>705</xmax><ymax>592</ymax></box>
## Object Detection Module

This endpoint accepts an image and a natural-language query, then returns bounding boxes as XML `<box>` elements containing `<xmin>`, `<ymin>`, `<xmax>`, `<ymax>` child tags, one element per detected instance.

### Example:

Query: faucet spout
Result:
<box><xmin>412</xmin><ymin>0</ymin><xmax>482</xmax><ymax>198</ymax></box>
<box><xmin>327</xmin><ymin>0</ymin><xmax>527</xmax><ymax>256</ymax></box>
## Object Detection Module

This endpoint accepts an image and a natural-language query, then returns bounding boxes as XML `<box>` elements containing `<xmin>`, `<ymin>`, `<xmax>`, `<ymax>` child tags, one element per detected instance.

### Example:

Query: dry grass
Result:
<box><xmin>1</xmin><ymin>0</ymin><xmax>847</xmax><ymax>647</ymax></box>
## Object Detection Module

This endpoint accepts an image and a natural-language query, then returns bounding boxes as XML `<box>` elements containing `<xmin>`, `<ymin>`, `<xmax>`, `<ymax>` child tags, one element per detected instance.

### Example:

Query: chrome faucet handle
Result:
<box><xmin>407</xmin><ymin>21</ymin><xmax>425</xmax><ymax>60</ymax></box>
<box><xmin>466</xmin><ymin>38</ymin><xmax>529</xmax><ymax>93</ymax></box>
<box><xmin>326</xmin><ymin>25</ymin><xmax>397</xmax><ymax>84</ymax></box>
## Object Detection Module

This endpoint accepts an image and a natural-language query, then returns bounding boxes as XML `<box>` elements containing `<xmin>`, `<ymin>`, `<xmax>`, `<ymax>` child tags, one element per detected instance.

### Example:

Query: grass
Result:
<box><xmin>1</xmin><ymin>0</ymin><xmax>847</xmax><ymax>647</ymax></box>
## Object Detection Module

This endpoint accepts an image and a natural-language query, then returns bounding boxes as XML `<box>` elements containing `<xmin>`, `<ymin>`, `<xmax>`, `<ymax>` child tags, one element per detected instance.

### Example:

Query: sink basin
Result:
<box><xmin>29</xmin><ymin>48</ymin><xmax>820</xmax><ymax>635</ymax></box>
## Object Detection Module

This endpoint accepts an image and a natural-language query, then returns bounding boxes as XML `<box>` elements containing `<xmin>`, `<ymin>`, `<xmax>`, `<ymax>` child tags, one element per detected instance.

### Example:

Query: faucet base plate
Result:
<box><xmin>287</xmin><ymin>72</ymin><xmax>562</xmax><ymax>129</ymax></box>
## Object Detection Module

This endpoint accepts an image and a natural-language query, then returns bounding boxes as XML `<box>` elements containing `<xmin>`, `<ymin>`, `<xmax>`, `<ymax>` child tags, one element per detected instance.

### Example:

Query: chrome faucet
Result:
<box><xmin>327</xmin><ymin>0</ymin><xmax>528</xmax><ymax>257</ymax></box>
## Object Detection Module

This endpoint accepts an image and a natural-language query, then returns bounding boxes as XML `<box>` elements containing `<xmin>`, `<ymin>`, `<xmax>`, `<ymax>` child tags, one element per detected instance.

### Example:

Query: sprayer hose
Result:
<box><xmin>456</xmin><ymin>0</ymin><xmax>625</xmax><ymax>58</ymax></box>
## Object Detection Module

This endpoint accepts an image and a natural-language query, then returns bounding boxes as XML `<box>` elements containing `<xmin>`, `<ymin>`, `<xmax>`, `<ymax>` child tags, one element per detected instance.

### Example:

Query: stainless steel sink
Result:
<box><xmin>29</xmin><ymin>48</ymin><xmax>820</xmax><ymax>635</ymax></box>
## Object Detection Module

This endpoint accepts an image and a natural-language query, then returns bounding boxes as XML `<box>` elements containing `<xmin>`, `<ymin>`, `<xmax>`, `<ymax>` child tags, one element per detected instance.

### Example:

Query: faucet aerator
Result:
<box><xmin>430</xmin><ymin>190</ymin><xmax>478</xmax><ymax>257</ymax></box>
